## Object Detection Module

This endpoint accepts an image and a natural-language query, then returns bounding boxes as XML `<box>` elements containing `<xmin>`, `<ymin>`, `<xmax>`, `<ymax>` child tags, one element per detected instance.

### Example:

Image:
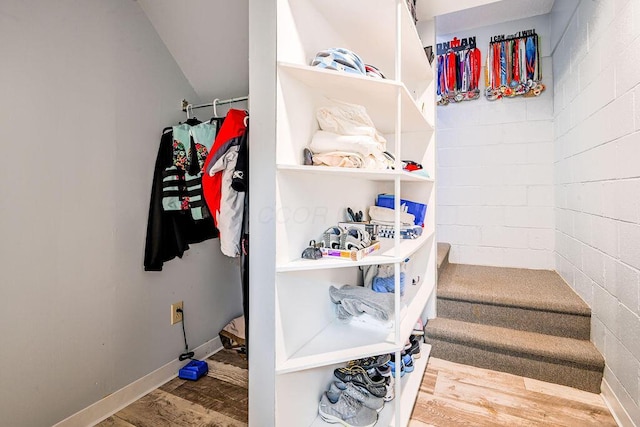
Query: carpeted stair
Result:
<box><xmin>426</xmin><ymin>244</ymin><xmax>605</xmax><ymax>393</ymax></box>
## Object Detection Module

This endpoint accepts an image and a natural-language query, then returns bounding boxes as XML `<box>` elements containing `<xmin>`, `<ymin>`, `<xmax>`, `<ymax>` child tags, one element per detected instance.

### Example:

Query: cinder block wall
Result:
<box><xmin>434</xmin><ymin>14</ymin><xmax>555</xmax><ymax>269</ymax></box>
<box><xmin>553</xmin><ymin>0</ymin><xmax>640</xmax><ymax>421</ymax></box>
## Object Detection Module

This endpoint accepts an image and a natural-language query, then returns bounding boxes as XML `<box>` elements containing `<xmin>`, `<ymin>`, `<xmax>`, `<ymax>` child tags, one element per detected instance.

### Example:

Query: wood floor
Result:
<box><xmin>98</xmin><ymin>349</ymin><xmax>617</xmax><ymax>427</ymax></box>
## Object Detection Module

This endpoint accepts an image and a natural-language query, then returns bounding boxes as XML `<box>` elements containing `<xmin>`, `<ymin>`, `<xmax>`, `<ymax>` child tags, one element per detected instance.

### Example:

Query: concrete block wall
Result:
<box><xmin>434</xmin><ymin>15</ymin><xmax>555</xmax><ymax>269</ymax></box>
<box><xmin>553</xmin><ymin>0</ymin><xmax>640</xmax><ymax>421</ymax></box>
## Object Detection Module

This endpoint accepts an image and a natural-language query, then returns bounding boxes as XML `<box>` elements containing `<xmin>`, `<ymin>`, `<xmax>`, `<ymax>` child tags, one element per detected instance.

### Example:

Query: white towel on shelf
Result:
<box><xmin>349</xmin><ymin>313</ymin><xmax>394</xmax><ymax>331</ymax></box>
<box><xmin>310</xmin><ymin>130</ymin><xmax>384</xmax><ymax>158</ymax></box>
<box><xmin>369</xmin><ymin>205</ymin><xmax>415</xmax><ymax>226</ymax></box>
<box><xmin>316</xmin><ymin>101</ymin><xmax>387</xmax><ymax>145</ymax></box>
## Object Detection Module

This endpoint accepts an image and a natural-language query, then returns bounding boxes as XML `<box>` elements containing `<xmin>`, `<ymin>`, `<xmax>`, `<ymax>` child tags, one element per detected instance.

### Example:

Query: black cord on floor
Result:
<box><xmin>176</xmin><ymin>308</ymin><xmax>195</xmax><ymax>361</ymax></box>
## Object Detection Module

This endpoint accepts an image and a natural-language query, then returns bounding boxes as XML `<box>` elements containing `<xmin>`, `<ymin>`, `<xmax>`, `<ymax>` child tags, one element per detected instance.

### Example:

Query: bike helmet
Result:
<box><xmin>365</xmin><ymin>64</ymin><xmax>386</xmax><ymax>79</ymax></box>
<box><xmin>311</xmin><ymin>48</ymin><xmax>366</xmax><ymax>75</ymax></box>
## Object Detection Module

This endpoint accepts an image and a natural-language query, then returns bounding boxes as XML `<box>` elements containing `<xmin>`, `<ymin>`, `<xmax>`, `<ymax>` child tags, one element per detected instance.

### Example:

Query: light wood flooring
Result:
<box><xmin>97</xmin><ymin>349</ymin><xmax>617</xmax><ymax>427</ymax></box>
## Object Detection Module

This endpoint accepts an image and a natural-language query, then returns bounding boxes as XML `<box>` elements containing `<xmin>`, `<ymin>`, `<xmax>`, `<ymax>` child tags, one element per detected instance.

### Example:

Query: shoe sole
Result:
<box><xmin>319</xmin><ymin>410</ymin><xmax>376</xmax><ymax>427</ymax></box>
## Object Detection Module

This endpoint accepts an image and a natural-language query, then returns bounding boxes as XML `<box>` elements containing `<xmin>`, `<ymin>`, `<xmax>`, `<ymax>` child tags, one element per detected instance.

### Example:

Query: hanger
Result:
<box><xmin>181</xmin><ymin>104</ymin><xmax>201</xmax><ymax>126</ymax></box>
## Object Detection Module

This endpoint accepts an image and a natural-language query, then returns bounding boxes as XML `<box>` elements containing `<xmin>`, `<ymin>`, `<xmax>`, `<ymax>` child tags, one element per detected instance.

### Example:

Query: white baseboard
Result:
<box><xmin>601</xmin><ymin>378</ymin><xmax>637</xmax><ymax>427</ymax></box>
<box><xmin>53</xmin><ymin>336</ymin><xmax>223</xmax><ymax>427</ymax></box>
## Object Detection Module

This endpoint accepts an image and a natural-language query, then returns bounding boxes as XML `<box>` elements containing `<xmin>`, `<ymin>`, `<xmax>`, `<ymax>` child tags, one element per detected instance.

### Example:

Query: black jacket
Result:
<box><xmin>144</xmin><ymin>130</ymin><xmax>218</xmax><ymax>271</ymax></box>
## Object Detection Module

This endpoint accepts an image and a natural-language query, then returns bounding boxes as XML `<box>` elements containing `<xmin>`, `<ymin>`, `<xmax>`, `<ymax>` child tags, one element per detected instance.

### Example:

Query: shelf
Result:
<box><xmin>276</xmin><ymin>230</ymin><xmax>434</xmax><ymax>272</ymax></box>
<box><xmin>276</xmin><ymin>260</ymin><xmax>435</xmax><ymax>375</ymax></box>
<box><xmin>277</xmin><ymin>164</ymin><xmax>434</xmax><ymax>182</ymax></box>
<box><xmin>309</xmin><ymin>344</ymin><xmax>432</xmax><ymax>427</ymax></box>
<box><xmin>278</xmin><ymin>62</ymin><xmax>432</xmax><ymax>134</ymax></box>
<box><xmin>276</xmin><ymin>321</ymin><xmax>400</xmax><ymax>374</ymax></box>
<box><xmin>306</xmin><ymin>0</ymin><xmax>432</xmax><ymax>91</ymax></box>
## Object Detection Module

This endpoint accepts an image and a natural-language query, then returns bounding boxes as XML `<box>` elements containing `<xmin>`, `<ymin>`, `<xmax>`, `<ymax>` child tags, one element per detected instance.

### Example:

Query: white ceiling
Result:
<box><xmin>418</xmin><ymin>0</ymin><xmax>555</xmax><ymax>34</ymax></box>
<box><xmin>137</xmin><ymin>0</ymin><xmax>248</xmax><ymax>104</ymax></box>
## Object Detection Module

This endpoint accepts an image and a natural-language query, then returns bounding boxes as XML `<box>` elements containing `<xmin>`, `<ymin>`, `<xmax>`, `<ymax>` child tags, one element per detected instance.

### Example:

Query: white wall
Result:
<box><xmin>553</xmin><ymin>0</ymin><xmax>640</xmax><ymax>422</ymax></box>
<box><xmin>431</xmin><ymin>14</ymin><xmax>555</xmax><ymax>269</ymax></box>
<box><xmin>0</xmin><ymin>1</ymin><xmax>243</xmax><ymax>425</ymax></box>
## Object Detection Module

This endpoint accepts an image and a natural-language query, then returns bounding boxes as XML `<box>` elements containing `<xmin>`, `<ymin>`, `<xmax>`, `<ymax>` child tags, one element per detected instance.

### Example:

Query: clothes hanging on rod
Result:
<box><xmin>144</xmin><ymin>120</ymin><xmax>220</xmax><ymax>271</ymax></box>
<box><xmin>202</xmin><ymin>109</ymin><xmax>248</xmax><ymax>258</ymax></box>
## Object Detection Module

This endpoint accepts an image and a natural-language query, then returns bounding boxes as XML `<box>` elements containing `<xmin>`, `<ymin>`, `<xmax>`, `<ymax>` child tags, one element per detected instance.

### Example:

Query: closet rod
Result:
<box><xmin>181</xmin><ymin>96</ymin><xmax>249</xmax><ymax>112</ymax></box>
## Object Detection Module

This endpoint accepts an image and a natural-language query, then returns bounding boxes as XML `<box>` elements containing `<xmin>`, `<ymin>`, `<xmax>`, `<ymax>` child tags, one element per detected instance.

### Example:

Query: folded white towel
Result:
<box><xmin>310</xmin><ymin>130</ymin><xmax>384</xmax><ymax>158</ymax></box>
<box><xmin>369</xmin><ymin>205</ymin><xmax>415</xmax><ymax>226</ymax></box>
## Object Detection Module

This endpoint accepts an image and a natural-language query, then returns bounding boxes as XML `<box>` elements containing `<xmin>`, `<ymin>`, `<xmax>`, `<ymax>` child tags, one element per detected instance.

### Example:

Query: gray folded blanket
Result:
<box><xmin>329</xmin><ymin>284</ymin><xmax>394</xmax><ymax>321</ymax></box>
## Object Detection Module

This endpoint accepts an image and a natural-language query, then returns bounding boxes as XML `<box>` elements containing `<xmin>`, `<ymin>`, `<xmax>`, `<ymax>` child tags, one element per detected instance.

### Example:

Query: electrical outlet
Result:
<box><xmin>171</xmin><ymin>301</ymin><xmax>183</xmax><ymax>325</ymax></box>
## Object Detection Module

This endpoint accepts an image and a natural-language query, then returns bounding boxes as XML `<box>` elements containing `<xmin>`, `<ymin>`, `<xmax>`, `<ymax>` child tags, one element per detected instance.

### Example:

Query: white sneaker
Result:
<box><xmin>318</xmin><ymin>392</ymin><xmax>377</xmax><ymax>427</ymax></box>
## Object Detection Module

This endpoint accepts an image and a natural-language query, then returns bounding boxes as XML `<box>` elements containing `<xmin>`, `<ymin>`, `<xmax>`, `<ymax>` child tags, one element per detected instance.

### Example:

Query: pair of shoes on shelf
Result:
<box><xmin>319</xmin><ymin>390</ymin><xmax>377</xmax><ymax>427</ymax></box>
<box><xmin>323</xmin><ymin>226</ymin><xmax>372</xmax><ymax>251</ymax></box>
<box><xmin>328</xmin><ymin>381</ymin><xmax>384</xmax><ymax>412</ymax></box>
<box><xmin>333</xmin><ymin>365</ymin><xmax>387</xmax><ymax>399</ymax></box>
<box><xmin>347</xmin><ymin>354</ymin><xmax>390</xmax><ymax>370</ymax></box>
<box><xmin>387</xmin><ymin>351</ymin><xmax>414</xmax><ymax>378</ymax></box>
<box><xmin>407</xmin><ymin>334</ymin><xmax>422</xmax><ymax>359</ymax></box>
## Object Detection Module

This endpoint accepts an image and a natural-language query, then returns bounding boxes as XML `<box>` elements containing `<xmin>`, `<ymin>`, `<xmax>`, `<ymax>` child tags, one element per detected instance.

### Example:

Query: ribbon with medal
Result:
<box><xmin>436</xmin><ymin>36</ymin><xmax>481</xmax><ymax>106</ymax></box>
<box><xmin>485</xmin><ymin>29</ymin><xmax>545</xmax><ymax>101</ymax></box>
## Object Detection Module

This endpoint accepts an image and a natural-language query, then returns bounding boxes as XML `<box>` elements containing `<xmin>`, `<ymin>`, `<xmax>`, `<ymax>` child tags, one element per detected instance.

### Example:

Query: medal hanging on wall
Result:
<box><xmin>435</xmin><ymin>36</ymin><xmax>481</xmax><ymax>106</ymax></box>
<box><xmin>485</xmin><ymin>29</ymin><xmax>545</xmax><ymax>101</ymax></box>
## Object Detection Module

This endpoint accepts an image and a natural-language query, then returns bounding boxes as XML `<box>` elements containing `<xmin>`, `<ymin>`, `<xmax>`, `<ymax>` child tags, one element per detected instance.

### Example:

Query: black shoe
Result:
<box><xmin>408</xmin><ymin>335</ymin><xmax>422</xmax><ymax>359</ymax></box>
<box><xmin>334</xmin><ymin>365</ymin><xmax>387</xmax><ymax>398</ymax></box>
<box><xmin>347</xmin><ymin>354</ymin><xmax>391</xmax><ymax>369</ymax></box>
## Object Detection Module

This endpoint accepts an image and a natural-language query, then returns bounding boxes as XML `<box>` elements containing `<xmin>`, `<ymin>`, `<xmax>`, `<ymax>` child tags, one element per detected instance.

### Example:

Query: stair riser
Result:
<box><xmin>437</xmin><ymin>251</ymin><xmax>449</xmax><ymax>276</ymax></box>
<box><xmin>438</xmin><ymin>299</ymin><xmax>591</xmax><ymax>340</ymax></box>
<box><xmin>425</xmin><ymin>337</ymin><xmax>603</xmax><ymax>393</ymax></box>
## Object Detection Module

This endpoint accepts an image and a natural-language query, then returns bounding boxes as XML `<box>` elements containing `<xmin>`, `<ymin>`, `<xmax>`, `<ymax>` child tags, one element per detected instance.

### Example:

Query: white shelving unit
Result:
<box><xmin>249</xmin><ymin>0</ymin><xmax>436</xmax><ymax>425</ymax></box>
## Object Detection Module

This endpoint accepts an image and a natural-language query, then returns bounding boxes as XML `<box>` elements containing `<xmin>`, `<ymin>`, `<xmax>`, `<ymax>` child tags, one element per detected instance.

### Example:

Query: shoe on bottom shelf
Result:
<box><xmin>387</xmin><ymin>354</ymin><xmax>405</xmax><ymax>378</ymax></box>
<box><xmin>408</xmin><ymin>335</ymin><xmax>422</xmax><ymax>359</ymax></box>
<box><xmin>318</xmin><ymin>392</ymin><xmax>377</xmax><ymax>427</ymax></box>
<box><xmin>333</xmin><ymin>366</ymin><xmax>387</xmax><ymax>399</ymax></box>
<box><xmin>402</xmin><ymin>352</ymin><xmax>414</xmax><ymax>373</ymax></box>
<box><xmin>329</xmin><ymin>381</ymin><xmax>385</xmax><ymax>412</ymax></box>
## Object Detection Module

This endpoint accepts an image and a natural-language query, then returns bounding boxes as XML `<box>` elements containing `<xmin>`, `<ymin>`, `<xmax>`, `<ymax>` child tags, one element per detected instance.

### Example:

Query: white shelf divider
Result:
<box><xmin>277</xmin><ymin>164</ymin><xmax>434</xmax><ymax>182</ymax></box>
<box><xmin>276</xmin><ymin>230</ymin><xmax>434</xmax><ymax>273</ymax></box>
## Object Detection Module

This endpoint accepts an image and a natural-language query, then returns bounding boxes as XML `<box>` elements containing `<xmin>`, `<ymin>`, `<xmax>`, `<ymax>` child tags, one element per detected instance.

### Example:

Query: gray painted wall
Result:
<box><xmin>553</xmin><ymin>0</ymin><xmax>640</xmax><ymax>421</ymax></box>
<box><xmin>0</xmin><ymin>1</ymin><xmax>243</xmax><ymax>425</ymax></box>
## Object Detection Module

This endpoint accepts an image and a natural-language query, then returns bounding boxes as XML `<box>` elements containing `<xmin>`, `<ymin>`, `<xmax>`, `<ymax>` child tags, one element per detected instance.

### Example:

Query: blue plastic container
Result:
<box><xmin>375</xmin><ymin>194</ymin><xmax>427</xmax><ymax>226</ymax></box>
<box><xmin>178</xmin><ymin>359</ymin><xmax>209</xmax><ymax>381</ymax></box>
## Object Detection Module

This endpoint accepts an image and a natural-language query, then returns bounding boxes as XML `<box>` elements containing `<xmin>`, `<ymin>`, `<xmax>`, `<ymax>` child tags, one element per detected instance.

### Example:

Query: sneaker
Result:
<box><xmin>330</xmin><ymin>381</ymin><xmax>384</xmax><ymax>412</ymax></box>
<box><xmin>323</xmin><ymin>226</ymin><xmax>343</xmax><ymax>249</ymax></box>
<box><xmin>408</xmin><ymin>335</ymin><xmax>422</xmax><ymax>359</ymax></box>
<box><xmin>318</xmin><ymin>392</ymin><xmax>377</xmax><ymax>427</ymax></box>
<box><xmin>340</xmin><ymin>227</ymin><xmax>371</xmax><ymax>250</ymax></box>
<box><xmin>413</xmin><ymin>318</ymin><xmax>425</xmax><ymax>336</ymax></box>
<box><xmin>402</xmin><ymin>352</ymin><xmax>414</xmax><ymax>373</ymax></box>
<box><xmin>387</xmin><ymin>353</ymin><xmax>405</xmax><ymax>378</ymax></box>
<box><xmin>333</xmin><ymin>366</ymin><xmax>387</xmax><ymax>398</ymax></box>
<box><xmin>383</xmin><ymin>375</ymin><xmax>395</xmax><ymax>402</ymax></box>
<box><xmin>347</xmin><ymin>354</ymin><xmax>391</xmax><ymax>370</ymax></box>
<box><xmin>373</xmin><ymin>364</ymin><xmax>391</xmax><ymax>378</ymax></box>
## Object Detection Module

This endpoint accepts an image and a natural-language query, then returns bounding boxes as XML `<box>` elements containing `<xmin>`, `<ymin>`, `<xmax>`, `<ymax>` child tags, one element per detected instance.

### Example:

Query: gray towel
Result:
<box><xmin>329</xmin><ymin>284</ymin><xmax>394</xmax><ymax>321</ymax></box>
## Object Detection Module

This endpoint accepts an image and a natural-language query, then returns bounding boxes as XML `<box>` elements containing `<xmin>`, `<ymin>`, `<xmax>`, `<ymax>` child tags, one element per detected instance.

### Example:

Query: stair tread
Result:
<box><xmin>438</xmin><ymin>264</ymin><xmax>590</xmax><ymax>315</ymax></box>
<box><xmin>426</xmin><ymin>318</ymin><xmax>604</xmax><ymax>368</ymax></box>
